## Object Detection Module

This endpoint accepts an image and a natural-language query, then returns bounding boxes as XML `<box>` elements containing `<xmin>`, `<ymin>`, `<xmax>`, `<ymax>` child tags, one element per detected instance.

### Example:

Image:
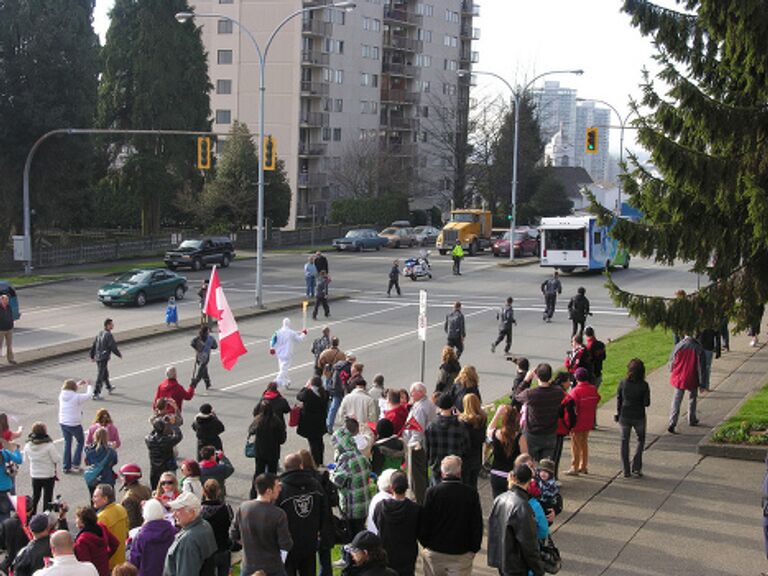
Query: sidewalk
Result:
<box><xmin>460</xmin><ymin>336</ymin><xmax>768</xmax><ymax>576</ymax></box>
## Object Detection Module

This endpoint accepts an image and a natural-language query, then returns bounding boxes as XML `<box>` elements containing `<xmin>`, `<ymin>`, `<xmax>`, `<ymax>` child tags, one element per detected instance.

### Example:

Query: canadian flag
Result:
<box><xmin>403</xmin><ymin>415</ymin><xmax>423</xmax><ymax>433</ymax></box>
<box><xmin>204</xmin><ymin>266</ymin><xmax>248</xmax><ymax>370</ymax></box>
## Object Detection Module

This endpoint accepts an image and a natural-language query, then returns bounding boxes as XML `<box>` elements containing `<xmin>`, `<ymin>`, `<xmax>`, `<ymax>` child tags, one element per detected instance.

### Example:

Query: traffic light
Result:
<box><xmin>197</xmin><ymin>136</ymin><xmax>212</xmax><ymax>170</ymax></box>
<box><xmin>586</xmin><ymin>127</ymin><xmax>598</xmax><ymax>154</ymax></box>
<box><xmin>263</xmin><ymin>135</ymin><xmax>276</xmax><ymax>171</ymax></box>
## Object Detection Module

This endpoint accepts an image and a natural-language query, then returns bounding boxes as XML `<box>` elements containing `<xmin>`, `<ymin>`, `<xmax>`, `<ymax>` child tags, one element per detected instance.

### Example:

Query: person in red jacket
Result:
<box><xmin>667</xmin><ymin>335</ymin><xmax>703</xmax><ymax>433</ymax></box>
<box><xmin>153</xmin><ymin>366</ymin><xmax>195</xmax><ymax>414</ymax></box>
<box><xmin>73</xmin><ymin>506</ymin><xmax>119</xmax><ymax>576</ymax></box>
<box><xmin>565</xmin><ymin>368</ymin><xmax>601</xmax><ymax>476</ymax></box>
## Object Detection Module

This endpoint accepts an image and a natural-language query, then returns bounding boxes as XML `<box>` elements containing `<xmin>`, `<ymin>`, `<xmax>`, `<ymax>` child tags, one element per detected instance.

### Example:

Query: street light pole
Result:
<box><xmin>577</xmin><ymin>97</ymin><xmax>636</xmax><ymax>215</ymax></box>
<box><xmin>176</xmin><ymin>2</ymin><xmax>355</xmax><ymax>308</ymax></box>
<box><xmin>459</xmin><ymin>68</ymin><xmax>583</xmax><ymax>261</ymax></box>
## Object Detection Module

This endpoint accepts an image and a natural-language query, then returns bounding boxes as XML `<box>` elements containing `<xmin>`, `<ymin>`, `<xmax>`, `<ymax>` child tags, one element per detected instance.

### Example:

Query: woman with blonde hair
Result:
<box><xmin>58</xmin><ymin>378</ymin><xmax>93</xmax><ymax>473</ymax></box>
<box><xmin>84</xmin><ymin>427</ymin><xmax>118</xmax><ymax>495</ymax></box>
<box><xmin>450</xmin><ymin>365</ymin><xmax>480</xmax><ymax>412</ymax></box>
<box><xmin>154</xmin><ymin>471</ymin><xmax>180</xmax><ymax>507</ymax></box>
<box><xmin>23</xmin><ymin>421</ymin><xmax>60</xmax><ymax>513</ymax></box>
<box><xmin>435</xmin><ymin>345</ymin><xmax>461</xmax><ymax>393</ymax></box>
<box><xmin>86</xmin><ymin>409</ymin><xmax>121</xmax><ymax>449</ymax></box>
<box><xmin>458</xmin><ymin>393</ymin><xmax>487</xmax><ymax>489</ymax></box>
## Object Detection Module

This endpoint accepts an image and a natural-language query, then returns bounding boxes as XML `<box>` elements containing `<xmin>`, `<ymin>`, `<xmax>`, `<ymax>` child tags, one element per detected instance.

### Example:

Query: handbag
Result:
<box><xmin>540</xmin><ymin>534</ymin><xmax>561</xmax><ymax>574</ymax></box>
<box><xmin>244</xmin><ymin>432</ymin><xmax>256</xmax><ymax>459</ymax></box>
<box><xmin>84</xmin><ymin>449</ymin><xmax>111</xmax><ymax>487</ymax></box>
<box><xmin>288</xmin><ymin>405</ymin><xmax>302</xmax><ymax>427</ymax></box>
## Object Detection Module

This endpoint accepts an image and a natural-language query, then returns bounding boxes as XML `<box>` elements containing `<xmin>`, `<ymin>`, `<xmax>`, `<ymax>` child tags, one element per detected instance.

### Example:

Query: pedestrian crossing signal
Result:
<box><xmin>263</xmin><ymin>135</ymin><xmax>276</xmax><ymax>171</ymax></box>
<box><xmin>586</xmin><ymin>127</ymin><xmax>598</xmax><ymax>154</ymax></box>
<box><xmin>197</xmin><ymin>136</ymin><xmax>212</xmax><ymax>170</ymax></box>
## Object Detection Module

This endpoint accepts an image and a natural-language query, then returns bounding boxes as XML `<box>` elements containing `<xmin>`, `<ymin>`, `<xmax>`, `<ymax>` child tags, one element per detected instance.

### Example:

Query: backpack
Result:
<box><xmin>328</xmin><ymin>361</ymin><xmax>351</xmax><ymax>396</ymax></box>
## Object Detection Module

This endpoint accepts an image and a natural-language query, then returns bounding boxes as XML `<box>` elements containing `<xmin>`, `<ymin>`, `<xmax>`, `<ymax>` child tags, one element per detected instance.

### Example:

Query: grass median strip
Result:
<box><xmin>3</xmin><ymin>274</ymin><xmax>72</xmax><ymax>286</ymax></box>
<box><xmin>711</xmin><ymin>381</ymin><xmax>768</xmax><ymax>445</ymax></box>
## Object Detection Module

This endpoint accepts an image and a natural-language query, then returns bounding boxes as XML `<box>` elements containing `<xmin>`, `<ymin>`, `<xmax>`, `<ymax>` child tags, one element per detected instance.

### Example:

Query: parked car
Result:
<box><xmin>332</xmin><ymin>229</ymin><xmax>388</xmax><ymax>252</ymax></box>
<box><xmin>492</xmin><ymin>228</ymin><xmax>539</xmax><ymax>257</ymax></box>
<box><xmin>0</xmin><ymin>281</ymin><xmax>20</xmax><ymax>320</ymax></box>
<box><xmin>413</xmin><ymin>226</ymin><xmax>440</xmax><ymax>246</ymax></box>
<box><xmin>390</xmin><ymin>220</ymin><xmax>412</xmax><ymax>228</ymax></box>
<box><xmin>378</xmin><ymin>227</ymin><xmax>417</xmax><ymax>248</ymax></box>
<box><xmin>98</xmin><ymin>269</ymin><xmax>188</xmax><ymax>307</ymax></box>
<box><xmin>164</xmin><ymin>237</ymin><xmax>235</xmax><ymax>271</ymax></box>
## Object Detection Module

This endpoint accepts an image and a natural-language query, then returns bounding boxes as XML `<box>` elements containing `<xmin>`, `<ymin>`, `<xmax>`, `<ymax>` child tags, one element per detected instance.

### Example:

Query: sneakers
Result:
<box><xmin>632</xmin><ymin>470</ymin><xmax>644</xmax><ymax>477</ymax></box>
<box><xmin>564</xmin><ymin>468</ymin><xmax>579</xmax><ymax>476</ymax></box>
<box><xmin>92</xmin><ymin>393</ymin><xmax>102</xmax><ymax>401</ymax></box>
<box><xmin>667</xmin><ymin>425</ymin><xmax>677</xmax><ymax>434</ymax></box>
<box><xmin>107</xmin><ymin>385</ymin><xmax>115</xmax><ymax>394</ymax></box>
<box><xmin>689</xmin><ymin>419</ymin><xmax>700</xmax><ymax>427</ymax></box>
<box><xmin>490</xmin><ymin>342</ymin><xmax>496</xmax><ymax>353</ymax></box>
<box><xmin>71</xmin><ymin>465</ymin><xmax>81</xmax><ymax>473</ymax></box>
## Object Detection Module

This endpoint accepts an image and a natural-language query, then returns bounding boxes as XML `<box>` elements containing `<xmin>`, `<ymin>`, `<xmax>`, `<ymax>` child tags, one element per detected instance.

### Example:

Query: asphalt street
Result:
<box><xmin>0</xmin><ymin>251</ymin><xmax>703</xmax><ymax>514</ymax></box>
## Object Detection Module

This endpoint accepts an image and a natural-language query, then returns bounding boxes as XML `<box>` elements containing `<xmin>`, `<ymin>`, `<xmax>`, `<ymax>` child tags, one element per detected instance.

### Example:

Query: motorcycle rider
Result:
<box><xmin>387</xmin><ymin>260</ymin><xmax>401</xmax><ymax>297</ymax></box>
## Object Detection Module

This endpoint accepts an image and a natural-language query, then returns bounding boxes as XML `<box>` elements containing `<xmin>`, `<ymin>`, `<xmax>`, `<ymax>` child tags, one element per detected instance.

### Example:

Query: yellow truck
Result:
<box><xmin>436</xmin><ymin>209</ymin><xmax>493</xmax><ymax>256</ymax></box>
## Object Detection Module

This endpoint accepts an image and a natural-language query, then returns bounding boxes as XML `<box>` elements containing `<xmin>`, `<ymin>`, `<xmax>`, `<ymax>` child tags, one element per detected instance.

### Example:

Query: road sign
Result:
<box><xmin>418</xmin><ymin>290</ymin><xmax>427</xmax><ymax>341</ymax></box>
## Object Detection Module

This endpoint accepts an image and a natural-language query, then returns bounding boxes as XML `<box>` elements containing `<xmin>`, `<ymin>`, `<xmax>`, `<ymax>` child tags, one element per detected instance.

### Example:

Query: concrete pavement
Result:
<box><xmin>461</xmin><ymin>334</ymin><xmax>768</xmax><ymax>575</ymax></box>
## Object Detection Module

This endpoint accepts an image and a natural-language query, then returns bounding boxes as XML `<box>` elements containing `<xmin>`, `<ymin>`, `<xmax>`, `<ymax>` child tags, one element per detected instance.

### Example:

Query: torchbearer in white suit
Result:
<box><xmin>270</xmin><ymin>318</ymin><xmax>307</xmax><ymax>389</ymax></box>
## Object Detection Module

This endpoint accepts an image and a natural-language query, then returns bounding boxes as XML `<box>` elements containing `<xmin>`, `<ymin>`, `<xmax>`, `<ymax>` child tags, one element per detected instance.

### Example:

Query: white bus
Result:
<box><xmin>539</xmin><ymin>215</ymin><xmax>630</xmax><ymax>272</ymax></box>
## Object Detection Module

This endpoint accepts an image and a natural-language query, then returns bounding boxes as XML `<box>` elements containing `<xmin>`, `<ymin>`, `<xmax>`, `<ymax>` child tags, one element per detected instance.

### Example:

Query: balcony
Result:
<box><xmin>302</xmin><ymin>19</ymin><xmax>331</xmax><ymax>36</ymax></box>
<box><xmin>298</xmin><ymin>142</ymin><xmax>328</xmax><ymax>157</ymax></box>
<box><xmin>301</xmin><ymin>50</ymin><xmax>330</xmax><ymax>67</ymax></box>
<box><xmin>383</xmin><ymin>142</ymin><xmax>417</xmax><ymax>157</ymax></box>
<box><xmin>382</xmin><ymin>35</ymin><xmax>423</xmax><ymax>53</ymax></box>
<box><xmin>300</xmin><ymin>112</ymin><xmax>330</xmax><ymax>128</ymax></box>
<box><xmin>460</xmin><ymin>50</ymin><xmax>480</xmax><ymax>63</ymax></box>
<box><xmin>381</xmin><ymin>115</ymin><xmax>418</xmax><ymax>131</ymax></box>
<box><xmin>382</xmin><ymin>62</ymin><xmax>420</xmax><ymax>78</ymax></box>
<box><xmin>461</xmin><ymin>1</ymin><xmax>481</xmax><ymax>16</ymax></box>
<box><xmin>383</xmin><ymin>8</ymin><xmax>423</xmax><ymax>26</ymax></box>
<box><xmin>460</xmin><ymin>24</ymin><xmax>481</xmax><ymax>40</ymax></box>
<box><xmin>380</xmin><ymin>88</ymin><xmax>419</xmax><ymax>104</ymax></box>
<box><xmin>300</xmin><ymin>80</ymin><xmax>329</xmax><ymax>97</ymax></box>
<box><xmin>297</xmin><ymin>172</ymin><xmax>329</xmax><ymax>188</ymax></box>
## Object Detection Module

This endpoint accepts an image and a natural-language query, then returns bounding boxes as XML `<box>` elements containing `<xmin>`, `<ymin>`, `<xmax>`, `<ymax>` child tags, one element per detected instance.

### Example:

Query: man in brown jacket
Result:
<box><xmin>317</xmin><ymin>337</ymin><xmax>346</xmax><ymax>372</ymax></box>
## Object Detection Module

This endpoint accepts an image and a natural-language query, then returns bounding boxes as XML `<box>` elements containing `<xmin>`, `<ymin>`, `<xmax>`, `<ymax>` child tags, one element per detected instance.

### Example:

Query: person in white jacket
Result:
<box><xmin>58</xmin><ymin>379</ymin><xmax>92</xmax><ymax>474</ymax></box>
<box><xmin>269</xmin><ymin>318</ymin><xmax>307</xmax><ymax>389</ymax></box>
<box><xmin>23</xmin><ymin>421</ymin><xmax>61</xmax><ymax>513</ymax></box>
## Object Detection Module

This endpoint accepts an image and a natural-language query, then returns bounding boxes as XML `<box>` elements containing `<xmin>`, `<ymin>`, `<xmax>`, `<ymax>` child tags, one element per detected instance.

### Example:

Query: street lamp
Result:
<box><xmin>576</xmin><ymin>97</ymin><xmax>636</xmax><ymax>215</ymax></box>
<box><xmin>459</xmin><ymin>68</ymin><xmax>584</xmax><ymax>261</ymax></box>
<box><xmin>176</xmin><ymin>1</ymin><xmax>356</xmax><ymax>308</ymax></box>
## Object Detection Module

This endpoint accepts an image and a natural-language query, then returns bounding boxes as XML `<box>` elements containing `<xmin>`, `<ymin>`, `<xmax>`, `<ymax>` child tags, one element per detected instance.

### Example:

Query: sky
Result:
<box><xmin>92</xmin><ymin>0</ymin><xmax>671</xmax><ymax>155</ymax></box>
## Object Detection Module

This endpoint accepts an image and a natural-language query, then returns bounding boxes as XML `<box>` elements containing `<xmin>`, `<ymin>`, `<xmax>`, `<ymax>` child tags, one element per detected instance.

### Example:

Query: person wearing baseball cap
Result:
<box><xmin>564</xmin><ymin>367</ymin><xmax>601</xmax><ymax>476</ymax></box>
<box><xmin>10</xmin><ymin>512</ymin><xmax>57</xmax><ymax>576</ymax></box>
<box><xmin>164</xmin><ymin>492</ymin><xmax>217</xmax><ymax>576</ymax></box>
<box><xmin>342</xmin><ymin>530</ymin><xmax>398</xmax><ymax>575</ymax></box>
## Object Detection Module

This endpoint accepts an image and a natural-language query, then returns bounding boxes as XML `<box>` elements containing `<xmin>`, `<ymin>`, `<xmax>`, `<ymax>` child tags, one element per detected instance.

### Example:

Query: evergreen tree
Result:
<box><xmin>200</xmin><ymin>121</ymin><xmax>290</xmax><ymax>230</ymax></box>
<box><xmin>528</xmin><ymin>167</ymin><xmax>573</xmax><ymax>219</ymax></box>
<box><xmin>604</xmin><ymin>0</ymin><xmax>768</xmax><ymax>333</ymax></box>
<box><xmin>0</xmin><ymin>0</ymin><xmax>100</xmax><ymax>240</ymax></box>
<box><xmin>98</xmin><ymin>0</ymin><xmax>210</xmax><ymax>234</ymax></box>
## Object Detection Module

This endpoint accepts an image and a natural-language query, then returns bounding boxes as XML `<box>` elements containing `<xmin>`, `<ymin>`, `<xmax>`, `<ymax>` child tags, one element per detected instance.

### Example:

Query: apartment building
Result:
<box><xmin>196</xmin><ymin>0</ymin><xmax>477</xmax><ymax>229</ymax></box>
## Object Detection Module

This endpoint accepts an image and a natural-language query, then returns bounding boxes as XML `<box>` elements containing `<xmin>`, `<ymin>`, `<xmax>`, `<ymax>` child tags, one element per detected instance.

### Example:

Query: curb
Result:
<box><xmin>0</xmin><ymin>293</ymin><xmax>349</xmax><ymax>370</ymax></box>
<box><xmin>13</xmin><ymin>277</ymin><xmax>84</xmax><ymax>291</ymax></box>
<box><xmin>495</xmin><ymin>256</ymin><xmax>539</xmax><ymax>268</ymax></box>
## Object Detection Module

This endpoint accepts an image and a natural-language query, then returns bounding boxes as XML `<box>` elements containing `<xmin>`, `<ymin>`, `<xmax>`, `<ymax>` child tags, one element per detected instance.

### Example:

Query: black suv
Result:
<box><xmin>164</xmin><ymin>237</ymin><xmax>236</xmax><ymax>271</ymax></box>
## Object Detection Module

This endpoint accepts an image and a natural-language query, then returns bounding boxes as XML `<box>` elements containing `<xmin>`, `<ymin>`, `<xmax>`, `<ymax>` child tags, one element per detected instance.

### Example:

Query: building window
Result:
<box><xmin>323</xmin><ymin>97</ymin><xmax>333</xmax><ymax>112</ymax></box>
<box><xmin>421</xmin><ymin>105</ymin><xmax>429</xmax><ymax>117</ymax></box>
<box><xmin>216</xmin><ymin>79</ymin><xmax>232</xmax><ymax>94</ymax></box>
<box><xmin>372</xmin><ymin>19</ymin><xmax>381</xmax><ymax>32</ymax></box>
<box><xmin>215</xmin><ymin>109</ymin><xmax>231</xmax><ymax>124</ymax></box>
<box><xmin>217</xmin><ymin>50</ymin><xmax>233</xmax><ymax>64</ymax></box>
<box><xmin>372</xmin><ymin>74</ymin><xmax>378</xmax><ymax>88</ymax></box>
<box><xmin>335</xmin><ymin>98</ymin><xmax>343</xmax><ymax>112</ymax></box>
<box><xmin>219</xmin><ymin>0</ymin><xmax>233</xmax><ymax>3</ymax></box>
<box><xmin>335</xmin><ymin>69</ymin><xmax>344</xmax><ymax>84</ymax></box>
<box><xmin>371</xmin><ymin>101</ymin><xmax>378</xmax><ymax>114</ymax></box>
<box><xmin>333</xmin><ymin>128</ymin><xmax>342</xmax><ymax>141</ymax></box>
<box><xmin>322</xmin><ymin>127</ymin><xmax>331</xmax><ymax>141</ymax></box>
<box><xmin>217</xmin><ymin>19</ymin><xmax>233</xmax><ymax>34</ymax></box>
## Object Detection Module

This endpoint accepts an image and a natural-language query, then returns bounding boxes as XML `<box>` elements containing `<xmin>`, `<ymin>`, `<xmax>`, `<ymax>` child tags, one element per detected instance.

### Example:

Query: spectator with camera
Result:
<box><xmin>198</xmin><ymin>446</ymin><xmax>234</xmax><ymax>497</ymax></box>
<box><xmin>145</xmin><ymin>419</ymin><xmax>182</xmax><ymax>490</ymax></box>
<box><xmin>11</xmin><ymin>507</ymin><xmax>68</xmax><ymax>576</ymax></box>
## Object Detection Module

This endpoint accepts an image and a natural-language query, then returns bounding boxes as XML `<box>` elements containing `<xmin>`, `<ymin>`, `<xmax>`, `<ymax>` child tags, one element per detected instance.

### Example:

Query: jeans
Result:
<box><xmin>619</xmin><ymin>418</ymin><xmax>646</xmax><ymax>475</ymax></box>
<box><xmin>60</xmin><ymin>424</ymin><xmax>84</xmax><ymax>471</ymax></box>
<box><xmin>409</xmin><ymin>445</ymin><xmax>428</xmax><ymax>505</ymax></box>
<box><xmin>191</xmin><ymin>361</ymin><xmax>211</xmax><ymax>389</ymax></box>
<box><xmin>212</xmin><ymin>550</ymin><xmax>231</xmax><ymax>576</ymax></box>
<box><xmin>305</xmin><ymin>276</ymin><xmax>315</xmax><ymax>298</ymax></box>
<box><xmin>313</xmin><ymin>297</ymin><xmax>330</xmax><ymax>319</ymax></box>
<box><xmin>94</xmin><ymin>360</ymin><xmax>111</xmax><ymax>395</ymax></box>
<box><xmin>31</xmin><ymin>477</ymin><xmax>55</xmax><ymax>514</ymax></box>
<box><xmin>524</xmin><ymin>431</ymin><xmax>557</xmax><ymax>462</ymax></box>
<box><xmin>571</xmin><ymin>318</ymin><xmax>585</xmax><ymax>337</ymax></box>
<box><xmin>387</xmin><ymin>278</ymin><xmax>401</xmax><ymax>296</ymax></box>
<box><xmin>318</xmin><ymin>547</ymin><xmax>332</xmax><ymax>576</ymax></box>
<box><xmin>701</xmin><ymin>350</ymin><xmax>713</xmax><ymax>390</ymax></box>
<box><xmin>553</xmin><ymin>435</ymin><xmax>565</xmax><ymax>478</ymax></box>
<box><xmin>544</xmin><ymin>294</ymin><xmax>557</xmax><ymax>319</ymax></box>
<box><xmin>326</xmin><ymin>395</ymin><xmax>343</xmax><ymax>433</ymax></box>
<box><xmin>669</xmin><ymin>387</ymin><xmax>698</xmax><ymax>428</ymax></box>
<box><xmin>447</xmin><ymin>336</ymin><xmax>463</xmax><ymax>359</ymax></box>
<box><xmin>452</xmin><ymin>256</ymin><xmax>461</xmax><ymax>275</ymax></box>
<box><xmin>493</xmin><ymin>328</ymin><xmax>512</xmax><ymax>353</ymax></box>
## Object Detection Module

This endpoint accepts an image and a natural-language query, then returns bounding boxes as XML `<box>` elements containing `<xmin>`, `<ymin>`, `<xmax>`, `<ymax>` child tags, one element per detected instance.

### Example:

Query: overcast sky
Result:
<box><xmin>93</xmin><ymin>0</ymin><xmax>672</xmax><ymax>155</ymax></box>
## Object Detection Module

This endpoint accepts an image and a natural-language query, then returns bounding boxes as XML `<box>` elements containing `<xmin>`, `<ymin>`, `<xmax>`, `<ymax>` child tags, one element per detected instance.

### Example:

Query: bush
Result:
<box><xmin>331</xmin><ymin>194</ymin><xmax>409</xmax><ymax>226</ymax></box>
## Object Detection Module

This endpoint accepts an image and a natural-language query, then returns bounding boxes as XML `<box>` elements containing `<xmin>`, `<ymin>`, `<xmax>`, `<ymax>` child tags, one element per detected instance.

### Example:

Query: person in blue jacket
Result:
<box><xmin>0</xmin><ymin>440</ymin><xmax>23</xmax><ymax>523</ymax></box>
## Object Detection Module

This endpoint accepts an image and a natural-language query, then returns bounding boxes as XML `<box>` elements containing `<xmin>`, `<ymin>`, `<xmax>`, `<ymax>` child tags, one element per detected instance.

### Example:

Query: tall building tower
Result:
<box><xmin>195</xmin><ymin>0</ymin><xmax>475</xmax><ymax>229</ymax></box>
<box><xmin>532</xmin><ymin>80</ymin><xmax>577</xmax><ymax>153</ymax></box>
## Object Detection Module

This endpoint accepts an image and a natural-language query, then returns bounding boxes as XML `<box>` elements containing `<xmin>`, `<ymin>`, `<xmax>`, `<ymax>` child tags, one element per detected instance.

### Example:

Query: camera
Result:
<box><xmin>46</xmin><ymin>495</ymin><xmax>64</xmax><ymax>513</ymax></box>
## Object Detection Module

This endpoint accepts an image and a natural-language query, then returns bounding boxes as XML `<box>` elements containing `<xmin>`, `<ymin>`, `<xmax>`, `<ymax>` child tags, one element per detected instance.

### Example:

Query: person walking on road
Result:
<box><xmin>89</xmin><ymin>318</ymin><xmax>121</xmax><ymax>400</ymax></box>
<box><xmin>444</xmin><ymin>301</ymin><xmax>466</xmax><ymax>359</ymax></box>
<box><xmin>304</xmin><ymin>255</ymin><xmax>317</xmax><ymax>299</ymax></box>
<box><xmin>667</xmin><ymin>335</ymin><xmax>704</xmax><ymax>434</ymax></box>
<box><xmin>567</xmin><ymin>286</ymin><xmax>591</xmax><ymax>337</ymax></box>
<box><xmin>269</xmin><ymin>318</ymin><xmax>308</xmax><ymax>390</ymax></box>
<box><xmin>313</xmin><ymin>270</ymin><xmax>331</xmax><ymax>320</ymax></box>
<box><xmin>387</xmin><ymin>260</ymin><xmax>401</xmax><ymax>297</ymax></box>
<box><xmin>451</xmin><ymin>242</ymin><xmax>464</xmax><ymax>275</ymax></box>
<box><xmin>491</xmin><ymin>297</ymin><xmax>517</xmax><ymax>355</ymax></box>
<box><xmin>615</xmin><ymin>358</ymin><xmax>651</xmax><ymax>478</ymax></box>
<box><xmin>0</xmin><ymin>294</ymin><xmax>16</xmax><ymax>365</ymax></box>
<box><xmin>541</xmin><ymin>271</ymin><xmax>562</xmax><ymax>322</ymax></box>
<box><xmin>190</xmin><ymin>325</ymin><xmax>218</xmax><ymax>392</ymax></box>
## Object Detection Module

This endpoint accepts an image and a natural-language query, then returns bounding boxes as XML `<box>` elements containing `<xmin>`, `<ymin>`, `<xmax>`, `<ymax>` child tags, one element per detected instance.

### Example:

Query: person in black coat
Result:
<box><xmin>144</xmin><ymin>419</ymin><xmax>182</xmax><ymax>489</ymax></box>
<box><xmin>372</xmin><ymin>471</ymin><xmax>420</xmax><ymax>576</ymax></box>
<box><xmin>191</xmin><ymin>403</ymin><xmax>225</xmax><ymax>458</ymax></box>
<box><xmin>341</xmin><ymin>530</ymin><xmax>398</xmax><ymax>576</ymax></box>
<box><xmin>297</xmin><ymin>376</ymin><xmax>329</xmax><ymax>466</ymax></box>
<box><xmin>278</xmin><ymin>453</ymin><xmax>326</xmax><ymax>576</ymax></box>
<box><xmin>299</xmin><ymin>449</ymin><xmax>337</xmax><ymax>576</ymax></box>
<box><xmin>314</xmin><ymin>251</ymin><xmax>329</xmax><ymax>275</ymax></box>
<box><xmin>200</xmin><ymin>479</ymin><xmax>233</xmax><ymax>576</ymax></box>
<box><xmin>248</xmin><ymin>400</ymin><xmax>286</xmax><ymax>499</ymax></box>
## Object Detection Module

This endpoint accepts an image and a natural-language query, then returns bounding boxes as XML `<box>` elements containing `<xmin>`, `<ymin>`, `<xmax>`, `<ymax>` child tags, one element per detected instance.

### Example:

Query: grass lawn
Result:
<box><xmin>2</xmin><ymin>274</ymin><xmax>71</xmax><ymax>286</ymax></box>
<box><xmin>269</xmin><ymin>245</ymin><xmax>334</xmax><ymax>254</ymax></box>
<box><xmin>711</xmin><ymin>381</ymin><xmax>768</xmax><ymax>444</ymax></box>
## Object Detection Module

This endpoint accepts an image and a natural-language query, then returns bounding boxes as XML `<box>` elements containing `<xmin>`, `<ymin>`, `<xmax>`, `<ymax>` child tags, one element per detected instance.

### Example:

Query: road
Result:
<box><xmin>1</xmin><ymin>251</ymin><xmax>701</xmax><ymax>512</ymax></box>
